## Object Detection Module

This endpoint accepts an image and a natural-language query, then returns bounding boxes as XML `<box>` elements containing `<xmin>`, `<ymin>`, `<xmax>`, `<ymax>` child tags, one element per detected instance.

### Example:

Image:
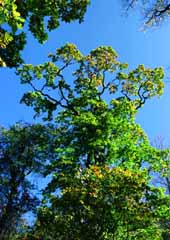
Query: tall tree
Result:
<box><xmin>0</xmin><ymin>122</ymin><xmax>55</xmax><ymax>239</ymax></box>
<box><xmin>0</xmin><ymin>0</ymin><xmax>90</xmax><ymax>67</ymax></box>
<box><xmin>17</xmin><ymin>44</ymin><xmax>170</xmax><ymax>239</ymax></box>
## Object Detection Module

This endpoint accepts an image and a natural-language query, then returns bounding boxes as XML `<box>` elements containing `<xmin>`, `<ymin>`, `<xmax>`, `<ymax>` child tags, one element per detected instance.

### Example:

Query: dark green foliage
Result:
<box><xmin>0</xmin><ymin>32</ymin><xmax>26</xmax><ymax>67</ymax></box>
<box><xmin>0</xmin><ymin>123</ymin><xmax>55</xmax><ymax>239</ymax></box>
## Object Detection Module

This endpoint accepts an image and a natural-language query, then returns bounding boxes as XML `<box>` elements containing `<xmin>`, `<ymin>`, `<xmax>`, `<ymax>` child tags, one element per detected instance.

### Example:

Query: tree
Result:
<box><xmin>17</xmin><ymin>44</ymin><xmax>170</xmax><ymax>239</ymax></box>
<box><xmin>0</xmin><ymin>122</ymin><xmax>55</xmax><ymax>239</ymax></box>
<box><xmin>0</xmin><ymin>0</ymin><xmax>90</xmax><ymax>67</ymax></box>
<box><xmin>122</xmin><ymin>0</ymin><xmax>170</xmax><ymax>28</ymax></box>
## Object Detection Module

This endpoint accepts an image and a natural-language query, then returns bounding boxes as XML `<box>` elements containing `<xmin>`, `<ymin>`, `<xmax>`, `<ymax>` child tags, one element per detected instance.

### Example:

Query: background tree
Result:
<box><xmin>122</xmin><ymin>0</ymin><xmax>170</xmax><ymax>28</ymax></box>
<box><xmin>151</xmin><ymin>136</ymin><xmax>170</xmax><ymax>240</ymax></box>
<box><xmin>0</xmin><ymin>122</ymin><xmax>55</xmax><ymax>239</ymax></box>
<box><xmin>0</xmin><ymin>0</ymin><xmax>90</xmax><ymax>67</ymax></box>
<box><xmin>17</xmin><ymin>44</ymin><xmax>170</xmax><ymax>239</ymax></box>
<box><xmin>152</xmin><ymin>136</ymin><xmax>170</xmax><ymax>194</ymax></box>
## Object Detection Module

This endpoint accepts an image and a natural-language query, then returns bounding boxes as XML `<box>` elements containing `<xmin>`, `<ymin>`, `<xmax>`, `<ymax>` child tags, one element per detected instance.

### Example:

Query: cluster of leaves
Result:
<box><xmin>16</xmin><ymin>44</ymin><xmax>170</xmax><ymax>239</ymax></box>
<box><xmin>0</xmin><ymin>0</ymin><xmax>90</xmax><ymax>67</ymax></box>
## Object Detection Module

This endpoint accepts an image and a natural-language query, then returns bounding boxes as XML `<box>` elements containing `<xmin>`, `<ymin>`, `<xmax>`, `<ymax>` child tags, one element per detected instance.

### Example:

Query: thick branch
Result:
<box><xmin>29</xmin><ymin>82</ymin><xmax>80</xmax><ymax>116</ymax></box>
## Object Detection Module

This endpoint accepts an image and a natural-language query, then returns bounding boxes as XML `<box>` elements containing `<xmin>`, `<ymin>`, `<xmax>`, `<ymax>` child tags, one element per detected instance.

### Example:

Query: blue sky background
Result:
<box><xmin>1</xmin><ymin>1</ymin><xmax>170</xmax><ymax>144</ymax></box>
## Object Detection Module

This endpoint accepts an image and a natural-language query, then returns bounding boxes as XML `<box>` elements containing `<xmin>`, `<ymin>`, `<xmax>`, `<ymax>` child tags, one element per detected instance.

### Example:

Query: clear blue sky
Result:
<box><xmin>1</xmin><ymin>1</ymin><xmax>170</xmax><ymax>144</ymax></box>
